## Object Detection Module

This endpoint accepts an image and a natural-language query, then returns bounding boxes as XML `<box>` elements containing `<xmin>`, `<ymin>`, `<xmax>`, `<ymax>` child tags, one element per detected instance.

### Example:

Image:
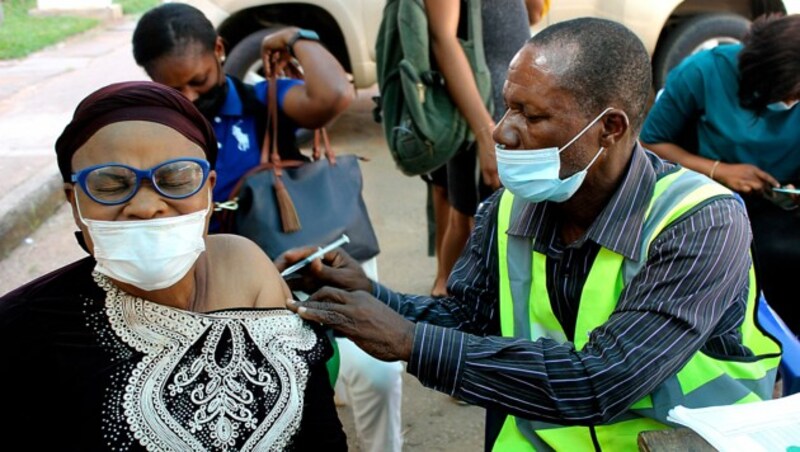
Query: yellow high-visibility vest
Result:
<box><xmin>494</xmin><ymin>168</ymin><xmax>780</xmax><ymax>451</ymax></box>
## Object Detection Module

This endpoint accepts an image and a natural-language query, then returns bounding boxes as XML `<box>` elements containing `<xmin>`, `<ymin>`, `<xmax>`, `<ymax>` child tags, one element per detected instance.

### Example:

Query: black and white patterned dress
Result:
<box><xmin>0</xmin><ymin>257</ymin><xmax>346</xmax><ymax>451</ymax></box>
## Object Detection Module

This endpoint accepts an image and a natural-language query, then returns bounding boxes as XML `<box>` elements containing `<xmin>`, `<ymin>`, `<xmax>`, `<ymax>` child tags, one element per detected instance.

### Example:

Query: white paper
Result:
<box><xmin>667</xmin><ymin>393</ymin><xmax>800</xmax><ymax>451</ymax></box>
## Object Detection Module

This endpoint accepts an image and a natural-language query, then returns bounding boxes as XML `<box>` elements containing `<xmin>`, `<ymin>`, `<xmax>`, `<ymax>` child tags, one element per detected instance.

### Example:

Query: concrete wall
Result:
<box><xmin>32</xmin><ymin>0</ymin><xmax>121</xmax><ymax>20</ymax></box>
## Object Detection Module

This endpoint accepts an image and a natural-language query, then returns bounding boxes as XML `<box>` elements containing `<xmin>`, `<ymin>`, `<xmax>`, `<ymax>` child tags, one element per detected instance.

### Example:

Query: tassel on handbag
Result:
<box><xmin>218</xmin><ymin>56</ymin><xmax>380</xmax><ymax>261</ymax></box>
<box><xmin>273</xmin><ymin>174</ymin><xmax>301</xmax><ymax>232</ymax></box>
<box><xmin>219</xmin><ymin>58</ymin><xmax>307</xmax><ymax>235</ymax></box>
<box><xmin>265</xmin><ymin>62</ymin><xmax>302</xmax><ymax>233</ymax></box>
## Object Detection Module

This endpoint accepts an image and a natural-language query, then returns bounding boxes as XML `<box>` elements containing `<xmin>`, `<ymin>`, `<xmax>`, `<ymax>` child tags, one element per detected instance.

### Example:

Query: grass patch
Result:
<box><xmin>0</xmin><ymin>0</ymin><xmax>98</xmax><ymax>60</ymax></box>
<box><xmin>114</xmin><ymin>0</ymin><xmax>159</xmax><ymax>15</ymax></box>
<box><xmin>0</xmin><ymin>0</ymin><xmax>160</xmax><ymax>60</ymax></box>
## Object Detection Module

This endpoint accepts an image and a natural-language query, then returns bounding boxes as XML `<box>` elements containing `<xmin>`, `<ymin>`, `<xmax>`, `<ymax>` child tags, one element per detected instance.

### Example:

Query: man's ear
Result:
<box><xmin>599</xmin><ymin>109</ymin><xmax>630</xmax><ymax>148</ymax></box>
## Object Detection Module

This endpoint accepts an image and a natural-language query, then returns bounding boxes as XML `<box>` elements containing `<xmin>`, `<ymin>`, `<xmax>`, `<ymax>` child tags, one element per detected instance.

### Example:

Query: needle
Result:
<box><xmin>280</xmin><ymin>234</ymin><xmax>350</xmax><ymax>277</ymax></box>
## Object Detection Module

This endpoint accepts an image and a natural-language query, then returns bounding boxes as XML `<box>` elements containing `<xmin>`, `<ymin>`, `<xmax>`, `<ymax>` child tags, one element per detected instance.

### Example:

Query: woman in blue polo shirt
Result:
<box><xmin>132</xmin><ymin>3</ymin><xmax>353</xmax><ymax>231</ymax></box>
<box><xmin>641</xmin><ymin>14</ymin><xmax>800</xmax><ymax>335</ymax></box>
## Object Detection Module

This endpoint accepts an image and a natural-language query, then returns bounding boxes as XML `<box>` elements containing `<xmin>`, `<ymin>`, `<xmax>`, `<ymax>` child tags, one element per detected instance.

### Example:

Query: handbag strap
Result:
<box><xmin>312</xmin><ymin>128</ymin><xmax>337</xmax><ymax>164</ymax></box>
<box><xmin>262</xmin><ymin>53</ymin><xmax>283</xmax><ymax>173</ymax></box>
<box><xmin>218</xmin><ymin>53</ymin><xmax>310</xmax><ymax>233</ymax></box>
<box><xmin>263</xmin><ymin>53</ymin><xmax>337</xmax><ymax>166</ymax></box>
<box><xmin>262</xmin><ymin>53</ymin><xmax>302</xmax><ymax>232</ymax></box>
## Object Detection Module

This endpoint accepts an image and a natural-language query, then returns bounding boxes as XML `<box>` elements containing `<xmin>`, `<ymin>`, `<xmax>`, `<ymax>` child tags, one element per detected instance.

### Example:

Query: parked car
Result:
<box><xmin>175</xmin><ymin>0</ymin><xmax>800</xmax><ymax>89</ymax></box>
<box><xmin>540</xmin><ymin>0</ymin><xmax>800</xmax><ymax>88</ymax></box>
<box><xmin>172</xmin><ymin>0</ymin><xmax>383</xmax><ymax>87</ymax></box>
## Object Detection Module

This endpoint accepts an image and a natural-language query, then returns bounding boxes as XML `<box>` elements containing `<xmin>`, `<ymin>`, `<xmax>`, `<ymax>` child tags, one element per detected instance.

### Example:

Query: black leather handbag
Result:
<box><xmin>218</xmin><ymin>75</ymin><xmax>379</xmax><ymax>261</ymax></box>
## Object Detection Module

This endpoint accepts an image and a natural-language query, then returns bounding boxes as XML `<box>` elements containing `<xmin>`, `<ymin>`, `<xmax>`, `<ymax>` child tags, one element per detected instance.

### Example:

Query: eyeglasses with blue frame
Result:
<box><xmin>70</xmin><ymin>158</ymin><xmax>211</xmax><ymax>205</ymax></box>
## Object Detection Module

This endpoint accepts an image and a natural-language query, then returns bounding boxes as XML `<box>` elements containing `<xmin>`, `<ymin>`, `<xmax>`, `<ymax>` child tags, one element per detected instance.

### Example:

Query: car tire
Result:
<box><xmin>652</xmin><ymin>13</ymin><xmax>750</xmax><ymax>89</ymax></box>
<box><xmin>224</xmin><ymin>26</ymin><xmax>287</xmax><ymax>84</ymax></box>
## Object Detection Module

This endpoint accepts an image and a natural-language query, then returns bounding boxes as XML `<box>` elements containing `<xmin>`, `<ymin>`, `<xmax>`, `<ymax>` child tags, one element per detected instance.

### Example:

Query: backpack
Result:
<box><xmin>374</xmin><ymin>0</ymin><xmax>492</xmax><ymax>176</ymax></box>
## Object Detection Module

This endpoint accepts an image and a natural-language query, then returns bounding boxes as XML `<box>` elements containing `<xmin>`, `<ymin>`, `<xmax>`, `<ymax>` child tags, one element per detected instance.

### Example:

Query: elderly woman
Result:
<box><xmin>0</xmin><ymin>81</ymin><xmax>346</xmax><ymax>450</ymax></box>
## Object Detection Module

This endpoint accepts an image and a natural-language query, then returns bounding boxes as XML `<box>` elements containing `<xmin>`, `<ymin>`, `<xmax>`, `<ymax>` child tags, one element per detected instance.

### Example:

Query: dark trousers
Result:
<box><xmin>746</xmin><ymin>195</ymin><xmax>800</xmax><ymax>336</ymax></box>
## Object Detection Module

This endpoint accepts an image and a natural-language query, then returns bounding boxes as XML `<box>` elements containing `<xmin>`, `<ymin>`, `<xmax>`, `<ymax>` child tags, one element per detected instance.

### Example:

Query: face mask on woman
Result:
<box><xmin>766</xmin><ymin>100</ymin><xmax>798</xmax><ymax>112</ymax></box>
<box><xmin>193</xmin><ymin>62</ymin><xmax>228</xmax><ymax>120</ymax></box>
<box><xmin>76</xmin><ymin>196</ymin><xmax>209</xmax><ymax>292</ymax></box>
<box><xmin>496</xmin><ymin>107</ymin><xmax>614</xmax><ymax>203</ymax></box>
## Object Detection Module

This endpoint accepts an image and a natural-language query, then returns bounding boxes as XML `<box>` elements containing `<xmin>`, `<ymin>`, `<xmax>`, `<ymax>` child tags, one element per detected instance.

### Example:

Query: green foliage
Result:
<box><xmin>0</xmin><ymin>0</ymin><xmax>98</xmax><ymax>60</ymax></box>
<box><xmin>0</xmin><ymin>0</ymin><xmax>159</xmax><ymax>60</ymax></box>
<box><xmin>114</xmin><ymin>0</ymin><xmax>159</xmax><ymax>15</ymax></box>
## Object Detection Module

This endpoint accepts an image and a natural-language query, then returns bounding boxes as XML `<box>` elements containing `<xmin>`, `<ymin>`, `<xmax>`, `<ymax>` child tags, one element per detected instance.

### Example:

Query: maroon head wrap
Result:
<box><xmin>55</xmin><ymin>81</ymin><xmax>217</xmax><ymax>182</ymax></box>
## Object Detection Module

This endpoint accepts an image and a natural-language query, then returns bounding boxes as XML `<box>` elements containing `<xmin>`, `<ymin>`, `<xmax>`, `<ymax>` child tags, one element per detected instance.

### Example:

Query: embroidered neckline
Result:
<box><xmin>93</xmin><ymin>272</ymin><xmax>318</xmax><ymax>451</ymax></box>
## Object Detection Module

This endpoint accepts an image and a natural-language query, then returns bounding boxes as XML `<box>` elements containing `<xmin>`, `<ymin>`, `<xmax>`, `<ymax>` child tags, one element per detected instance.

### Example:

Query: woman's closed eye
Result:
<box><xmin>157</xmin><ymin>177</ymin><xmax>194</xmax><ymax>189</ymax></box>
<box><xmin>156</xmin><ymin>165</ymin><xmax>201</xmax><ymax>189</ymax></box>
<box><xmin>91</xmin><ymin>174</ymin><xmax>133</xmax><ymax>193</ymax></box>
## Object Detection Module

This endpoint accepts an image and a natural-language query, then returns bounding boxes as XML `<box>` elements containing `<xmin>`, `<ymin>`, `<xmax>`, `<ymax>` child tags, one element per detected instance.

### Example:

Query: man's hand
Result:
<box><xmin>714</xmin><ymin>162</ymin><xmax>779</xmax><ymax>194</ymax></box>
<box><xmin>274</xmin><ymin>246</ymin><xmax>372</xmax><ymax>294</ymax></box>
<box><xmin>287</xmin><ymin>287</ymin><xmax>416</xmax><ymax>362</ymax></box>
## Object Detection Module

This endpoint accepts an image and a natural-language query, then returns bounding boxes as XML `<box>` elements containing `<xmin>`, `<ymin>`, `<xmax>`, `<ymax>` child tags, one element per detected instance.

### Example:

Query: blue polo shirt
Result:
<box><xmin>641</xmin><ymin>44</ymin><xmax>800</xmax><ymax>182</ymax></box>
<box><xmin>212</xmin><ymin>75</ymin><xmax>303</xmax><ymax>203</ymax></box>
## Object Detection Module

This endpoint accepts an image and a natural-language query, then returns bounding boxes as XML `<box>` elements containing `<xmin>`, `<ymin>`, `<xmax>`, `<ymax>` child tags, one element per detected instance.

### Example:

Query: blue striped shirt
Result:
<box><xmin>373</xmin><ymin>144</ymin><xmax>754</xmax><ymax>424</ymax></box>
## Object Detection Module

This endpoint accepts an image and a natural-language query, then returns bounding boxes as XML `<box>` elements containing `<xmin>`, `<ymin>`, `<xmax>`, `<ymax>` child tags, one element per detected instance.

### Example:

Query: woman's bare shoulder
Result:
<box><xmin>206</xmin><ymin>235</ymin><xmax>290</xmax><ymax>309</ymax></box>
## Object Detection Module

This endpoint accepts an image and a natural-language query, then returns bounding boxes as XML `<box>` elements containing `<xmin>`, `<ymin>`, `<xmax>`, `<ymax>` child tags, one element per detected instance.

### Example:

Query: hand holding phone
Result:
<box><xmin>771</xmin><ymin>187</ymin><xmax>800</xmax><ymax>195</ymax></box>
<box><xmin>766</xmin><ymin>185</ymin><xmax>800</xmax><ymax>210</ymax></box>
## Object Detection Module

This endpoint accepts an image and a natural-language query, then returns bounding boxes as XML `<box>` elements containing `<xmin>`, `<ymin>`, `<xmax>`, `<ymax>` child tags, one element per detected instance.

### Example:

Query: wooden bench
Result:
<box><xmin>638</xmin><ymin>428</ymin><xmax>715</xmax><ymax>452</ymax></box>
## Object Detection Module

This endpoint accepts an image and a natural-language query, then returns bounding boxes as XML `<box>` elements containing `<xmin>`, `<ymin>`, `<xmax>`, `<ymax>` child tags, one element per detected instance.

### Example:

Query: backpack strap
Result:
<box><xmin>467</xmin><ymin>0</ymin><xmax>486</xmax><ymax>72</ymax></box>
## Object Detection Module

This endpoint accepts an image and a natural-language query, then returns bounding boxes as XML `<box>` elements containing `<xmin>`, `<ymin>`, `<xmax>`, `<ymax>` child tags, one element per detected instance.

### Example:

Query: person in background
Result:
<box><xmin>640</xmin><ymin>14</ymin><xmax>800</xmax><ymax>335</ymax></box>
<box><xmin>132</xmin><ymin>5</ymin><xmax>404</xmax><ymax>451</ymax></box>
<box><xmin>279</xmin><ymin>18</ymin><xmax>781</xmax><ymax>451</ymax></box>
<box><xmin>0</xmin><ymin>81</ymin><xmax>346</xmax><ymax>450</ymax></box>
<box><xmin>426</xmin><ymin>0</ymin><xmax>548</xmax><ymax>298</ymax></box>
<box><xmin>132</xmin><ymin>3</ymin><xmax>352</xmax><ymax>232</ymax></box>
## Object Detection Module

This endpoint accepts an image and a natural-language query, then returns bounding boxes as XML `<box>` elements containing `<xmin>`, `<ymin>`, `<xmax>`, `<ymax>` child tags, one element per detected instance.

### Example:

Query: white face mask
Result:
<box><xmin>496</xmin><ymin>107</ymin><xmax>613</xmax><ymax>203</ymax></box>
<box><xmin>76</xmin><ymin>195</ymin><xmax>208</xmax><ymax>291</ymax></box>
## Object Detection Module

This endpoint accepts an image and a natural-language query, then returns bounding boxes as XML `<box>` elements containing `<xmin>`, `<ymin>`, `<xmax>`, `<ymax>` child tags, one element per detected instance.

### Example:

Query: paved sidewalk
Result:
<box><xmin>0</xmin><ymin>16</ymin><xmax>146</xmax><ymax>258</ymax></box>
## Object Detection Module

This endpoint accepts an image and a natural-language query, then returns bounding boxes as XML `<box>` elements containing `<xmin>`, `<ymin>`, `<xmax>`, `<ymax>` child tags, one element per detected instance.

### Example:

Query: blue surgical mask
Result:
<box><xmin>496</xmin><ymin>107</ymin><xmax>613</xmax><ymax>203</ymax></box>
<box><xmin>767</xmin><ymin>100</ymin><xmax>798</xmax><ymax>112</ymax></box>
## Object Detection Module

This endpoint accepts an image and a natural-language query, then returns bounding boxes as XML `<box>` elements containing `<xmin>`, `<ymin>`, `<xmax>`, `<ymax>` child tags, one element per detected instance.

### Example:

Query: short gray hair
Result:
<box><xmin>528</xmin><ymin>18</ymin><xmax>652</xmax><ymax>134</ymax></box>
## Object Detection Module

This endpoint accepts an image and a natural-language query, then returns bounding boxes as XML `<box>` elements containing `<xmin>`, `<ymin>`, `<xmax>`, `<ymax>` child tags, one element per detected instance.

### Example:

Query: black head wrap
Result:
<box><xmin>55</xmin><ymin>81</ymin><xmax>217</xmax><ymax>182</ymax></box>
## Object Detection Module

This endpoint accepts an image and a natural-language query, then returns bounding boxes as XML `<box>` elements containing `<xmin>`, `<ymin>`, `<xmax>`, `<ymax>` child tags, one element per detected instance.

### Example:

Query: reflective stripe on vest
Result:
<box><xmin>494</xmin><ymin>168</ymin><xmax>781</xmax><ymax>451</ymax></box>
